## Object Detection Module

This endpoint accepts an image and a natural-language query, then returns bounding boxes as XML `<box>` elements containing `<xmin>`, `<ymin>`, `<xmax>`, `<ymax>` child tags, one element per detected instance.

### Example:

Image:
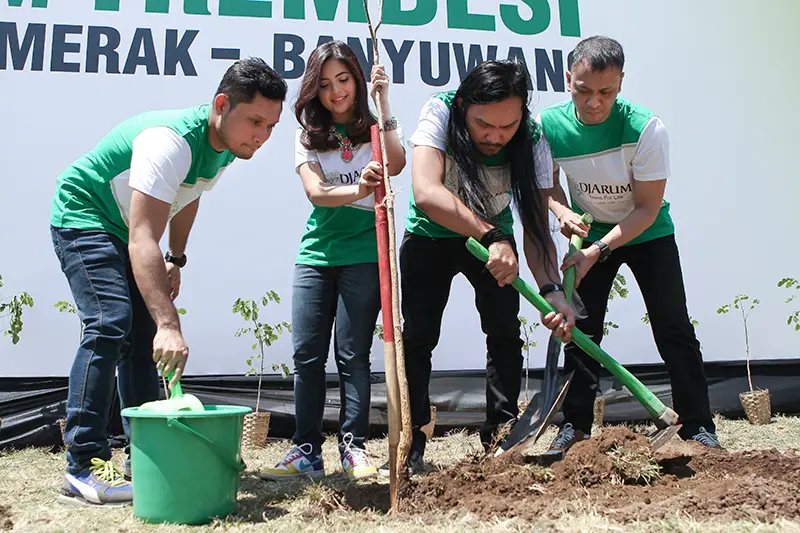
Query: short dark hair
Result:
<box><xmin>215</xmin><ymin>57</ymin><xmax>288</xmax><ymax>109</ymax></box>
<box><xmin>569</xmin><ymin>36</ymin><xmax>625</xmax><ymax>72</ymax></box>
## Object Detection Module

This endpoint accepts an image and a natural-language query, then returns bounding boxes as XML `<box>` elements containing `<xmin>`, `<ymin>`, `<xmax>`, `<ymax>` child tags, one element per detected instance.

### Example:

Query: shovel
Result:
<box><xmin>139</xmin><ymin>369</ymin><xmax>205</xmax><ymax>413</ymax></box>
<box><xmin>466</xmin><ymin>238</ymin><xmax>681</xmax><ymax>453</ymax></box>
<box><xmin>495</xmin><ymin>213</ymin><xmax>593</xmax><ymax>455</ymax></box>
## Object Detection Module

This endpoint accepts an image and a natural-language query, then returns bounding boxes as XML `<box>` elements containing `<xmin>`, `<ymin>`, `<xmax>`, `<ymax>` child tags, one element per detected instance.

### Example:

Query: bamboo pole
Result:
<box><xmin>363</xmin><ymin>0</ymin><xmax>412</xmax><ymax>512</ymax></box>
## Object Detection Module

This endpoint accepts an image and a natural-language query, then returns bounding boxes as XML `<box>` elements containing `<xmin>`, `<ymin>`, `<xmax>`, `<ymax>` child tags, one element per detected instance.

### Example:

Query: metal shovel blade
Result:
<box><xmin>648</xmin><ymin>423</ymin><xmax>682</xmax><ymax>450</ymax></box>
<box><xmin>497</xmin><ymin>370</ymin><xmax>574</xmax><ymax>455</ymax></box>
<box><xmin>497</xmin><ymin>334</ymin><xmax>574</xmax><ymax>455</ymax></box>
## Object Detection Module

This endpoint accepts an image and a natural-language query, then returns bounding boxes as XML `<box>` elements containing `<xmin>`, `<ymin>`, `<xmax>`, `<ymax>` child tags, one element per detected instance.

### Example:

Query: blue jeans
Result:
<box><xmin>50</xmin><ymin>226</ymin><xmax>160</xmax><ymax>475</ymax></box>
<box><xmin>291</xmin><ymin>263</ymin><xmax>380</xmax><ymax>456</ymax></box>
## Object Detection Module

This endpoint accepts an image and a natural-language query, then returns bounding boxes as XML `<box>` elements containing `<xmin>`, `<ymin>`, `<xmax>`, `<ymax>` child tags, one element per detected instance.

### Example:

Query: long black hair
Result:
<box><xmin>447</xmin><ymin>59</ymin><xmax>552</xmax><ymax>263</ymax></box>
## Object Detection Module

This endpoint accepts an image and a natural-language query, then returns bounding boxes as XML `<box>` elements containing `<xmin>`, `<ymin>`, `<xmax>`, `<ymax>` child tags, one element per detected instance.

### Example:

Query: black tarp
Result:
<box><xmin>2</xmin><ymin>359</ymin><xmax>799</xmax><ymax>450</ymax></box>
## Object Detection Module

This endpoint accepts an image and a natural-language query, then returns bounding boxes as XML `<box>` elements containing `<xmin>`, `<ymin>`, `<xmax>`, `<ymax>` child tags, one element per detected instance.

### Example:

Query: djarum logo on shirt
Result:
<box><xmin>324</xmin><ymin>169</ymin><xmax>360</xmax><ymax>185</ymax></box>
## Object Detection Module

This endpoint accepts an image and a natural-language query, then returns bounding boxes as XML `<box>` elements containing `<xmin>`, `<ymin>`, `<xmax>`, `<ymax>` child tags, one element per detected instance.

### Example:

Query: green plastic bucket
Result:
<box><xmin>121</xmin><ymin>404</ymin><xmax>252</xmax><ymax>525</ymax></box>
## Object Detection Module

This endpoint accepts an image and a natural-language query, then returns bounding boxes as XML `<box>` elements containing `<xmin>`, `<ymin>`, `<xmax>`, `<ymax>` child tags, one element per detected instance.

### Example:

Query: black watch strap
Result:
<box><xmin>592</xmin><ymin>240</ymin><xmax>611</xmax><ymax>263</ymax></box>
<box><xmin>539</xmin><ymin>283</ymin><xmax>564</xmax><ymax>298</ymax></box>
<box><xmin>164</xmin><ymin>251</ymin><xmax>187</xmax><ymax>268</ymax></box>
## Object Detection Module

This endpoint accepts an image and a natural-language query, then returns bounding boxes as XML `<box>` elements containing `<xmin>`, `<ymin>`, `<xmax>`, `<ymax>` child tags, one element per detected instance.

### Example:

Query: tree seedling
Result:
<box><xmin>0</xmin><ymin>274</ymin><xmax>34</xmax><ymax>345</ymax></box>
<box><xmin>233</xmin><ymin>290</ymin><xmax>291</xmax><ymax>413</ymax></box>
<box><xmin>778</xmin><ymin>277</ymin><xmax>799</xmax><ymax>332</ymax></box>
<box><xmin>603</xmin><ymin>273</ymin><xmax>628</xmax><ymax>337</ymax></box>
<box><xmin>717</xmin><ymin>294</ymin><xmax>760</xmax><ymax>392</ymax></box>
<box><xmin>55</xmin><ymin>300</ymin><xmax>82</xmax><ymax>342</ymax></box>
<box><xmin>519</xmin><ymin>315</ymin><xmax>539</xmax><ymax>401</ymax></box>
<box><xmin>641</xmin><ymin>313</ymin><xmax>698</xmax><ymax>327</ymax></box>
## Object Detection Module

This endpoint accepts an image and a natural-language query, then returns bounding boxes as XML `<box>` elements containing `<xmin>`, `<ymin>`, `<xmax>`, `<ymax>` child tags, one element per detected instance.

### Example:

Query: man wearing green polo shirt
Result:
<box><xmin>50</xmin><ymin>57</ymin><xmax>287</xmax><ymax>506</ymax></box>
<box><xmin>397</xmin><ymin>59</ymin><xmax>576</xmax><ymax>471</ymax></box>
<box><xmin>538</xmin><ymin>36</ymin><xmax>719</xmax><ymax>457</ymax></box>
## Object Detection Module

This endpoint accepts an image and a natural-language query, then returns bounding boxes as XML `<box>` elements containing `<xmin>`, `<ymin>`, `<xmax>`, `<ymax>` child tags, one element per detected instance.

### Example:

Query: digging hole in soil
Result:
<box><xmin>389</xmin><ymin>426</ymin><xmax>800</xmax><ymax>523</ymax></box>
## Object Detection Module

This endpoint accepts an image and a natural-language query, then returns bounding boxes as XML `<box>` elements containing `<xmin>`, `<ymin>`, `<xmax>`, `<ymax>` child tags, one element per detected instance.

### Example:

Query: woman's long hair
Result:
<box><xmin>294</xmin><ymin>41</ymin><xmax>376</xmax><ymax>151</ymax></box>
<box><xmin>447</xmin><ymin>60</ymin><xmax>552</xmax><ymax>263</ymax></box>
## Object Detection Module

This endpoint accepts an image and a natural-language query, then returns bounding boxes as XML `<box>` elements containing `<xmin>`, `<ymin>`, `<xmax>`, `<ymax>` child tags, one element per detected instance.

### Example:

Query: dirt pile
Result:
<box><xmin>0</xmin><ymin>504</ymin><xmax>12</xmax><ymax>531</ymax></box>
<box><xmin>399</xmin><ymin>449</ymin><xmax>554</xmax><ymax>519</ymax></box>
<box><xmin>396</xmin><ymin>427</ymin><xmax>800</xmax><ymax>523</ymax></box>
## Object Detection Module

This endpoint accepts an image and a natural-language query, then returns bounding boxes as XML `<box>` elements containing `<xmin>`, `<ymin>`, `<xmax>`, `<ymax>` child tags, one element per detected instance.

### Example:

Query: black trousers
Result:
<box><xmin>562</xmin><ymin>234</ymin><xmax>715</xmax><ymax>438</ymax></box>
<box><xmin>399</xmin><ymin>231</ymin><xmax>523</xmax><ymax>455</ymax></box>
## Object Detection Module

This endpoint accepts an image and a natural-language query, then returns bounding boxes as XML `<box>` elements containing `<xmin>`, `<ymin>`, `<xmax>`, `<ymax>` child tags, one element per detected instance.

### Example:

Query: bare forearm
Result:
<box><xmin>546</xmin><ymin>185</ymin><xmax>572</xmax><ymax>220</ymax></box>
<box><xmin>599</xmin><ymin>207</ymin><xmax>659</xmax><ymax>250</ymax></box>
<box><xmin>129</xmin><ymin>238</ymin><xmax>180</xmax><ymax>330</ymax></box>
<box><xmin>416</xmin><ymin>186</ymin><xmax>494</xmax><ymax>239</ymax></box>
<box><xmin>524</xmin><ymin>231</ymin><xmax>562</xmax><ymax>288</ymax></box>
<box><xmin>168</xmin><ymin>199</ymin><xmax>198</xmax><ymax>256</ymax></box>
<box><xmin>307</xmin><ymin>183</ymin><xmax>367</xmax><ymax>208</ymax></box>
<box><xmin>379</xmin><ymin>104</ymin><xmax>406</xmax><ymax>176</ymax></box>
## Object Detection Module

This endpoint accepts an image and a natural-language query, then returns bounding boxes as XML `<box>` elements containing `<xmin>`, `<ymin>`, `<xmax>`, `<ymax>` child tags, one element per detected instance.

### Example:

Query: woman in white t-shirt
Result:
<box><xmin>260</xmin><ymin>41</ymin><xmax>406</xmax><ymax>481</ymax></box>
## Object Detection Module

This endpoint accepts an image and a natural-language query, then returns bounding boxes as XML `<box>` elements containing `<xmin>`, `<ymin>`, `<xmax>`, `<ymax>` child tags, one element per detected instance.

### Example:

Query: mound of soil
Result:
<box><xmin>396</xmin><ymin>427</ymin><xmax>800</xmax><ymax>523</ymax></box>
<box><xmin>0</xmin><ymin>504</ymin><xmax>12</xmax><ymax>531</ymax></box>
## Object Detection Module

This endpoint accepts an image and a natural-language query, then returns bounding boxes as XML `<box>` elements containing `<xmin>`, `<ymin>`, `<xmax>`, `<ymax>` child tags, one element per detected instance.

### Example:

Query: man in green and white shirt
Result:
<box><xmin>538</xmin><ymin>36</ymin><xmax>719</xmax><ymax>458</ymax></box>
<box><xmin>400</xmin><ymin>60</ymin><xmax>575</xmax><ymax>469</ymax></box>
<box><xmin>50</xmin><ymin>58</ymin><xmax>287</xmax><ymax>506</ymax></box>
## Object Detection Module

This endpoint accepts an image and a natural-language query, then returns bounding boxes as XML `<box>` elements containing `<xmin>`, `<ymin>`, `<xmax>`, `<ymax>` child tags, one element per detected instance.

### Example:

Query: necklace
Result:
<box><xmin>329</xmin><ymin>125</ymin><xmax>354</xmax><ymax>163</ymax></box>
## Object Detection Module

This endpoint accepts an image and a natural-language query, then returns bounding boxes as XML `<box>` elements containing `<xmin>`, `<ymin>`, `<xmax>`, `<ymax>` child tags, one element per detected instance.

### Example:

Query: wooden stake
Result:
<box><xmin>364</xmin><ymin>0</ymin><xmax>412</xmax><ymax>513</ymax></box>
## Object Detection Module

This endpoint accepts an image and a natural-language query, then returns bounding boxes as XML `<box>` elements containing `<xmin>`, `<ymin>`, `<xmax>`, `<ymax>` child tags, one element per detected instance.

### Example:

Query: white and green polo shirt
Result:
<box><xmin>50</xmin><ymin>104</ymin><xmax>236</xmax><ymax>243</ymax></box>
<box><xmin>405</xmin><ymin>91</ymin><xmax>553</xmax><ymax>238</ymax></box>
<box><xmin>294</xmin><ymin>121</ymin><xmax>405</xmax><ymax>266</ymax></box>
<box><xmin>538</xmin><ymin>98</ymin><xmax>674</xmax><ymax>246</ymax></box>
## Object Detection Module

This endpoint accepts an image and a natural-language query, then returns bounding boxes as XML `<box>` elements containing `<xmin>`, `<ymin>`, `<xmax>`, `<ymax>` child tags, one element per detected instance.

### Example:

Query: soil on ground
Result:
<box><xmin>0</xmin><ymin>504</ymin><xmax>13</xmax><ymax>531</ymax></box>
<box><xmin>342</xmin><ymin>427</ymin><xmax>800</xmax><ymax>523</ymax></box>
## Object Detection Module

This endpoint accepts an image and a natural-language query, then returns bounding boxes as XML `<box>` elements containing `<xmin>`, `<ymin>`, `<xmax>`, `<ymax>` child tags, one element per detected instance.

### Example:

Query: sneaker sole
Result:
<box><xmin>345</xmin><ymin>470</ymin><xmax>378</xmax><ymax>481</ymax></box>
<box><xmin>541</xmin><ymin>449</ymin><xmax>565</xmax><ymax>458</ymax></box>
<box><xmin>57</xmin><ymin>491</ymin><xmax>131</xmax><ymax>507</ymax></box>
<box><xmin>259</xmin><ymin>471</ymin><xmax>325</xmax><ymax>481</ymax></box>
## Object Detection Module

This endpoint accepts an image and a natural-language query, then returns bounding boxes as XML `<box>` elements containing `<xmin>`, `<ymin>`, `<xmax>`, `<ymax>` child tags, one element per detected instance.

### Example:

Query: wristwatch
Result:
<box><xmin>164</xmin><ymin>251</ymin><xmax>187</xmax><ymax>268</ymax></box>
<box><xmin>592</xmin><ymin>240</ymin><xmax>612</xmax><ymax>263</ymax></box>
<box><xmin>539</xmin><ymin>283</ymin><xmax>565</xmax><ymax>298</ymax></box>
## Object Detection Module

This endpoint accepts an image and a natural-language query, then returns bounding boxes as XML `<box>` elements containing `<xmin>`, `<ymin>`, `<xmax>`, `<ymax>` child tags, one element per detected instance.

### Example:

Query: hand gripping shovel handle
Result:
<box><xmin>537</xmin><ymin>215</ymin><xmax>593</xmax><ymax>424</ymax></box>
<box><xmin>165</xmin><ymin>369</ymin><xmax>184</xmax><ymax>398</ymax></box>
<box><xmin>549</xmin><ymin>213</ymin><xmax>593</xmax><ymax>353</ymax></box>
<box><xmin>539</xmin><ymin>213</ymin><xmax>593</xmax><ymax>413</ymax></box>
<box><xmin>466</xmin><ymin>238</ymin><xmax>678</xmax><ymax>429</ymax></box>
<box><xmin>562</xmin><ymin>213</ymin><xmax>594</xmax><ymax>301</ymax></box>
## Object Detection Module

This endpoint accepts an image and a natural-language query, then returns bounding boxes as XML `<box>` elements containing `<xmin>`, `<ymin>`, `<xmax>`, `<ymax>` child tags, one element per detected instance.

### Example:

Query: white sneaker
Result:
<box><xmin>259</xmin><ymin>443</ymin><xmax>325</xmax><ymax>480</ymax></box>
<box><xmin>340</xmin><ymin>433</ymin><xmax>377</xmax><ymax>480</ymax></box>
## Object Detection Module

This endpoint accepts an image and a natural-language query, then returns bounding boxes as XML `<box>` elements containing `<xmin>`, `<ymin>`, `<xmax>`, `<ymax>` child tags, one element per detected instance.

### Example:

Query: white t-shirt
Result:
<box><xmin>408</xmin><ymin>95</ymin><xmax>554</xmax><ymax>219</ymax></box>
<box><xmin>295</xmin><ymin>124</ymin><xmax>405</xmax><ymax>211</ymax></box>
<box><xmin>293</xmin><ymin>122</ymin><xmax>406</xmax><ymax>266</ymax></box>
<box><xmin>109</xmin><ymin>126</ymin><xmax>226</xmax><ymax>228</ymax></box>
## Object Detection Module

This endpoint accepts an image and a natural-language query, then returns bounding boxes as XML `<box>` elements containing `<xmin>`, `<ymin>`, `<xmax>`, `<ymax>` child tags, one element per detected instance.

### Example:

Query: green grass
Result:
<box><xmin>1</xmin><ymin>414</ymin><xmax>798</xmax><ymax>532</ymax></box>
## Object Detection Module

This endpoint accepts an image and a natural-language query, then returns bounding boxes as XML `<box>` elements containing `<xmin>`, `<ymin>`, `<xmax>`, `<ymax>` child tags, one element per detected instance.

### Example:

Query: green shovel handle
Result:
<box><xmin>562</xmin><ymin>213</ymin><xmax>594</xmax><ymax>301</ymax></box>
<box><xmin>167</xmin><ymin>418</ymin><xmax>246</xmax><ymax>473</ymax></box>
<box><xmin>466</xmin><ymin>237</ymin><xmax>670</xmax><ymax>422</ymax></box>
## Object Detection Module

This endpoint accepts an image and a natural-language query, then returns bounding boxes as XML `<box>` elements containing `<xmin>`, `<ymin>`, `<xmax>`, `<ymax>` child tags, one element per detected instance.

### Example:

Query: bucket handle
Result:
<box><xmin>166</xmin><ymin>418</ymin><xmax>246</xmax><ymax>473</ymax></box>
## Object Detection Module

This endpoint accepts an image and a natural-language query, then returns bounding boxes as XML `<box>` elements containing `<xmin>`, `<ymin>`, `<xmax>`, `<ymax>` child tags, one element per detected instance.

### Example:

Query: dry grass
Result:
<box><xmin>1</xmin><ymin>414</ymin><xmax>798</xmax><ymax>532</ymax></box>
<box><xmin>608</xmin><ymin>445</ymin><xmax>662</xmax><ymax>485</ymax></box>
